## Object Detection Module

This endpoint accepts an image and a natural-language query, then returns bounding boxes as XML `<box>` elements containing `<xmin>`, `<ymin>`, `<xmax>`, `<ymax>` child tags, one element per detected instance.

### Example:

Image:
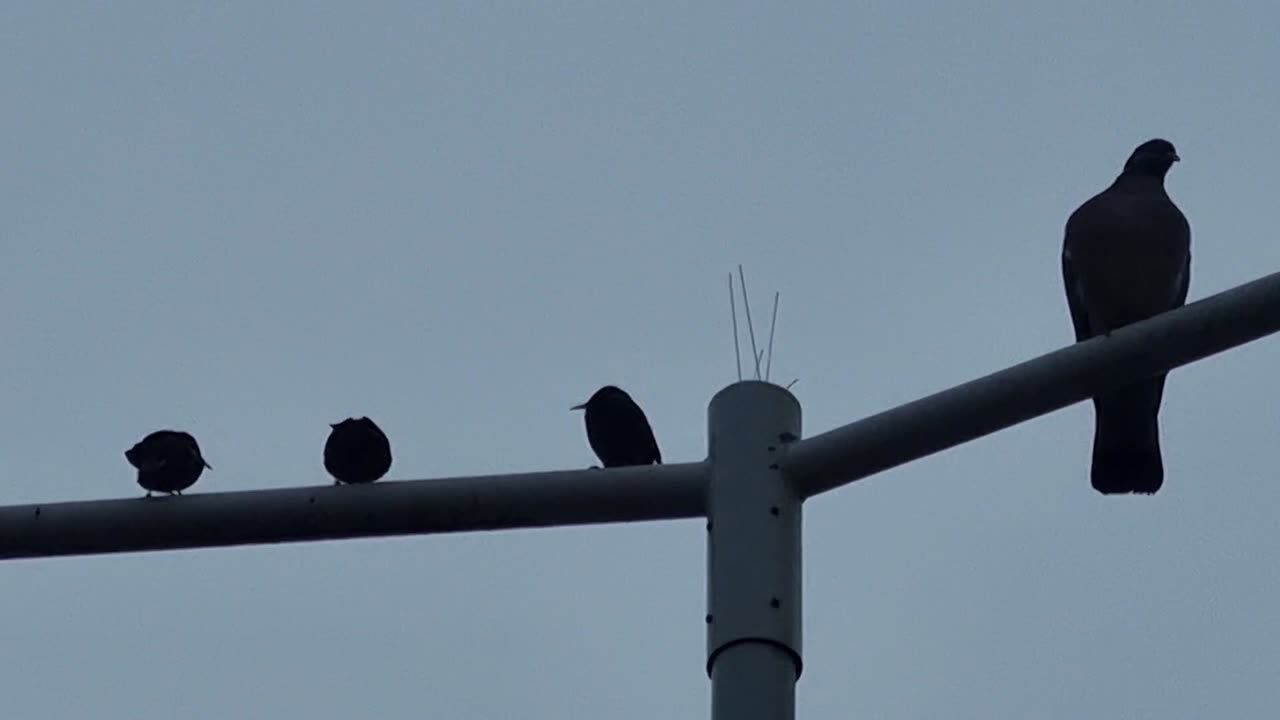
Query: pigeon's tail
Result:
<box><xmin>1090</xmin><ymin>376</ymin><xmax>1168</xmax><ymax>495</ymax></box>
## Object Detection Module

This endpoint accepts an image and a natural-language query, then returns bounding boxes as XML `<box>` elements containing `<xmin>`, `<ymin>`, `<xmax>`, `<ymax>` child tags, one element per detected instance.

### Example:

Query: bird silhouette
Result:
<box><xmin>571</xmin><ymin>385</ymin><xmax>662</xmax><ymax>468</ymax></box>
<box><xmin>324</xmin><ymin>417</ymin><xmax>393</xmax><ymax>485</ymax></box>
<box><xmin>1062</xmin><ymin>138</ymin><xmax>1191</xmax><ymax>494</ymax></box>
<box><xmin>125</xmin><ymin>430</ymin><xmax>212</xmax><ymax>497</ymax></box>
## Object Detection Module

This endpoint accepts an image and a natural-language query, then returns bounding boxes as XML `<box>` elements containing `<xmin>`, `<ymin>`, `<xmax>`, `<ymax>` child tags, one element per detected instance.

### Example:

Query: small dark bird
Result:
<box><xmin>324</xmin><ymin>417</ymin><xmax>392</xmax><ymax>485</ymax></box>
<box><xmin>1062</xmin><ymin>138</ymin><xmax>1191</xmax><ymax>495</ymax></box>
<box><xmin>571</xmin><ymin>385</ymin><xmax>662</xmax><ymax>468</ymax></box>
<box><xmin>125</xmin><ymin>430</ymin><xmax>212</xmax><ymax>497</ymax></box>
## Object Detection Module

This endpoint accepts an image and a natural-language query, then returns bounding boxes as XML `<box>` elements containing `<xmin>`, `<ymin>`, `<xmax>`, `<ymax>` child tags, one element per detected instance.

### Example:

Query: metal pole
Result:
<box><xmin>783</xmin><ymin>268</ymin><xmax>1280</xmax><ymax>497</ymax></box>
<box><xmin>0</xmin><ymin>462</ymin><xmax>707</xmax><ymax>561</ymax></box>
<box><xmin>706</xmin><ymin>381</ymin><xmax>803</xmax><ymax>720</ymax></box>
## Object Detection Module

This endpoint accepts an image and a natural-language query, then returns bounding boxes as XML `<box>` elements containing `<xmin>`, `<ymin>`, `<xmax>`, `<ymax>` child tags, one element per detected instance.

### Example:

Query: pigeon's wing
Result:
<box><xmin>1170</xmin><ymin>207</ymin><xmax>1191</xmax><ymax>308</ymax></box>
<box><xmin>1061</xmin><ymin>244</ymin><xmax>1092</xmax><ymax>343</ymax></box>
<box><xmin>625</xmin><ymin>401</ymin><xmax>662</xmax><ymax>464</ymax></box>
<box><xmin>1173</xmin><ymin>250</ymin><xmax>1191</xmax><ymax>307</ymax></box>
<box><xmin>1061</xmin><ymin>192</ymin><xmax>1107</xmax><ymax>343</ymax></box>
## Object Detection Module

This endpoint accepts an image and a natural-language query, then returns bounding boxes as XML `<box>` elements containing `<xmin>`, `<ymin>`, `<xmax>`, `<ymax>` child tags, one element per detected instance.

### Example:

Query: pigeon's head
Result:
<box><xmin>1123</xmin><ymin>138</ymin><xmax>1180</xmax><ymax>177</ymax></box>
<box><xmin>331</xmin><ymin>416</ymin><xmax>374</xmax><ymax>431</ymax></box>
<box><xmin>173</xmin><ymin>431</ymin><xmax>212</xmax><ymax>470</ymax></box>
<box><xmin>571</xmin><ymin>385</ymin><xmax>630</xmax><ymax>411</ymax></box>
<box><xmin>124</xmin><ymin>443</ymin><xmax>165</xmax><ymax>471</ymax></box>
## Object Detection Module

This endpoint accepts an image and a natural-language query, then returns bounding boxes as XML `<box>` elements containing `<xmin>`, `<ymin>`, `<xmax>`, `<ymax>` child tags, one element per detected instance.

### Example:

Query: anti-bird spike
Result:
<box><xmin>737</xmin><ymin>264</ymin><xmax>762</xmax><ymax>380</ymax></box>
<box><xmin>729</xmin><ymin>273</ymin><xmax>743</xmax><ymax>382</ymax></box>
<box><xmin>765</xmin><ymin>291</ymin><xmax>780</xmax><ymax>382</ymax></box>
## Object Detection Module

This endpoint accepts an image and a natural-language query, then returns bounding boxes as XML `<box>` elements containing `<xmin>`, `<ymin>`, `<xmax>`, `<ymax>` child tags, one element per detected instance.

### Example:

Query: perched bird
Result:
<box><xmin>1061</xmin><ymin>138</ymin><xmax>1191</xmax><ymax>495</ymax></box>
<box><xmin>125</xmin><ymin>430</ymin><xmax>212</xmax><ymax>497</ymax></box>
<box><xmin>324</xmin><ymin>417</ymin><xmax>392</xmax><ymax>485</ymax></box>
<box><xmin>571</xmin><ymin>385</ymin><xmax>662</xmax><ymax>468</ymax></box>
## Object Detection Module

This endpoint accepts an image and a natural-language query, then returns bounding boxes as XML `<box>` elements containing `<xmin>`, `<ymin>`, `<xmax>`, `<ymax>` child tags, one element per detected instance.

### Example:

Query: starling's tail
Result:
<box><xmin>1090</xmin><ymin>376</ymin><xmax>1168</xmax><ymax>495</ymax></box>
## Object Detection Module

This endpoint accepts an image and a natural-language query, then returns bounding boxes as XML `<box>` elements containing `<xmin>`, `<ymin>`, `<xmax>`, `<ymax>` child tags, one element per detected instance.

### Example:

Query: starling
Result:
<box><xmin>125</xmin><ymin>430</ymin><xmax>212</xmax><ymax>497</ymax></box>
<box><xmin>571</xmin><ymin>385</ymin><xmax>662</xmax><ymax>468</ymax></box>
<box><xmin>324</xmin><ymin>417</ymin><xmax>392</xmax><ymax>485</ymax></box>
<box><xmin>1062</xmin><ymin>138</ymin><xmax>1191</xmax><ymax>494</ymax></box>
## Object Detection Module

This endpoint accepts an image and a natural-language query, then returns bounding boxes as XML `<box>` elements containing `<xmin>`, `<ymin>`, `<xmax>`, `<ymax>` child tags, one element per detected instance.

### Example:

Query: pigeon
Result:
<box><xmin>571</xmin><ymin>385</ymin><xmax>662</xmax><ymax>468</ymax></box>
<box><xmin>1061</xmin><ymin>138</ymin><xmax>1191</xmax><ymax>494</ymax></box>
<box><xmin>324</xmin><ymin>417</ymin><xmax>392</xmax><ymax>485</ymax></box>
<box><xmin>125</xmin><ymin>430</ymin><xmax>212</xmax><ymax>497</ymax></box>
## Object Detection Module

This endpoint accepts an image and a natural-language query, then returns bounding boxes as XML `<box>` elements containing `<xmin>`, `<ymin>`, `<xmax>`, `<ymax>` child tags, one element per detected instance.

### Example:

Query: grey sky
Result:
<box><xmin>2</xmin><ymin>2</ymin><xmax>1278</xmax><ymax>718</ymax></box>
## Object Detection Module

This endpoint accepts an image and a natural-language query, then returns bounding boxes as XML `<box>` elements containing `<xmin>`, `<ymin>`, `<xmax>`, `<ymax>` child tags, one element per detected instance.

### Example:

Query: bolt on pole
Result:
<box><xmin>706</xmin><ymin>381</ymin><xmax>804</xmax><ymax>720</ymax></box>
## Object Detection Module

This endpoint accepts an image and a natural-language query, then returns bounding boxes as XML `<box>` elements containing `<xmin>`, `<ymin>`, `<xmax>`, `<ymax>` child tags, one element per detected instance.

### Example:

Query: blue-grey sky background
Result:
<box><xmin>3</xmin><ymin>2</ymin><xmax>1279</xmax><ymax>718</ymax></box>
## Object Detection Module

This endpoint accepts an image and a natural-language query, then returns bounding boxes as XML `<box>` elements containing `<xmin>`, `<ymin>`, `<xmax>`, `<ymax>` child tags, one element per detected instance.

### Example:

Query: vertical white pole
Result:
<box><xmin>706</xmin><ymin>381</ymin><xmax>803</xmax><ymax>720</ymax></box>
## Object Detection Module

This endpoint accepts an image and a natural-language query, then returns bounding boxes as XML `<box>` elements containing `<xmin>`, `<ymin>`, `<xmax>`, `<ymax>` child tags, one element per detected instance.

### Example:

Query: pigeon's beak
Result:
<box><xmin>570</xmin><ymin>403</ymin><xmax>586</xmax><ymax>411</ymax></box>
<box><xmin>1169</xmin><ymin>152</ymin><xmax>1181</xmax><ymax>163</ymax></box>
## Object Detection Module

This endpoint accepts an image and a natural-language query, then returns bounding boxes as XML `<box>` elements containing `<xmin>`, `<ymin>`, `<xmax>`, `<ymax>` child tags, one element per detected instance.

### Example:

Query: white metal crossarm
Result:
<box><xmin>781</xmin><ymin>268</ymin><xmax>1280</xmax><ymax>498</ymax></box>
<box><xmin>0</xmin><ymin>462</ymin><xmax>707</xmax><ymax>560</ymax></box>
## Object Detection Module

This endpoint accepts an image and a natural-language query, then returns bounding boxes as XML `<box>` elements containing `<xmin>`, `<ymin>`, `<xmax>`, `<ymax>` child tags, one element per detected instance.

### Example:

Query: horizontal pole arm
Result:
<box><xmin>0</xmin><ymin>462</ymin><xmax>707</xmax><ymax>561</ymax></box>
<box><xmin>783</xmin><ymin>269</ymin><xmax>1280</xmax><ymax>498</ymax></box>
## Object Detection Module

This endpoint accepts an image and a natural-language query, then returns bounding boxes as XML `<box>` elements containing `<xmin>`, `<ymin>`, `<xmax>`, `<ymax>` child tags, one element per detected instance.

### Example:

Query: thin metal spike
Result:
<box><xmin>729</xmin><ymin>274</ymin><xmax>743</xmax><ymax>382</ymax></box>
<box><xmin>738</xmin><ymin>265</ymin><xmax>762</xmax><ymax>380</ymax></box>
<box><xmin>765</xmin><ymin>291</ymin><xmax>780</xmax><ymax>382</ymax></box>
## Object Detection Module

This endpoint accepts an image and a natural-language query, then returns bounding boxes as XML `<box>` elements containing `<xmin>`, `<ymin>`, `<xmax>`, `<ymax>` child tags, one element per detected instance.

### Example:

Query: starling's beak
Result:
<box><xmin>1169</xmin><ymin>152</ymin><xmax>1181</xmax><ymax>162</ymax></box>
<box><xmin>570</xmin><ymin>403</ymin><xmax>586</xmax><ymax>411</ymax></box>
<box><xmin>203</xmin><ymin>460</ymin><xmax>213</xmax><ymax>470</ymax></box>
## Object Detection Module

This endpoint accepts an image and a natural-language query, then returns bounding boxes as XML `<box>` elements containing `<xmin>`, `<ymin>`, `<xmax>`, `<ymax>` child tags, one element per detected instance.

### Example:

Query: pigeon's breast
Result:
<box><xmin>1066</xmin><ymin>191</ymin><xmax>1190</xmax><ymax>330</ymax></box>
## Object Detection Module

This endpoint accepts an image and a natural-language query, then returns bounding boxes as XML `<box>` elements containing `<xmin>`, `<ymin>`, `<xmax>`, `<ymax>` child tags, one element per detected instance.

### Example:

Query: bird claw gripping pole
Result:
<box><xmin>705</xmin><ymin>381</ymin><xmax>803</xmax><ymax>720</ymax></box>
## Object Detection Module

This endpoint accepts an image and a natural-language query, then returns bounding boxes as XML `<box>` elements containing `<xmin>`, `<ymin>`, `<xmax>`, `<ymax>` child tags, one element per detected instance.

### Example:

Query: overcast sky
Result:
<box><xmin>3</xmin><ymin>2</ymin><xmax>1279</xmax><ymax>718</ymax></box>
